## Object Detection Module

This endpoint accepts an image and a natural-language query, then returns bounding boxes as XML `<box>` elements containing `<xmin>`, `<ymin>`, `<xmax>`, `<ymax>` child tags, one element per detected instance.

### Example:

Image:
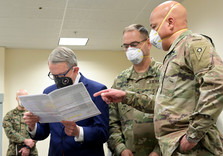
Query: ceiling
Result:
<box><xmin>0</xmin><ymin>0</ymin><xmax>183</xmax><ymax>51</ymax></box>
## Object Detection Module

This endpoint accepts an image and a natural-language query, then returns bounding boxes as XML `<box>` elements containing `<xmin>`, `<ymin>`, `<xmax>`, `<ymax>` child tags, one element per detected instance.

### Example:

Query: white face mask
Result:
<box><xmin>149</xmin><ymin>29</ymin><xmax>163</xmax><ymax>50</ymax></box>
<box><xmin>126</xmin><ymin>47</ymin><xmax>143</xmax><ymax>64</ymax></box>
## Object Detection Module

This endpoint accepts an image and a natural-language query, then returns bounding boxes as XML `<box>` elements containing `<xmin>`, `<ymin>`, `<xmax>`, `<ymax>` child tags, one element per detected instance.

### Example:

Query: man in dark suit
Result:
<box><xmin>23</xmin><ymin>46</ymin><xmax>109</xmax><ymax>156</ymax></box>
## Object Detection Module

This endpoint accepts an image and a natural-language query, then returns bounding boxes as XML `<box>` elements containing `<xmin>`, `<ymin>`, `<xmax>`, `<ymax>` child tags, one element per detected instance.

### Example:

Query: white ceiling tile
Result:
<box><xmin>0</xmin><ymin>0</ymin><xmax>184</xmax><ymax>50</ymax></box>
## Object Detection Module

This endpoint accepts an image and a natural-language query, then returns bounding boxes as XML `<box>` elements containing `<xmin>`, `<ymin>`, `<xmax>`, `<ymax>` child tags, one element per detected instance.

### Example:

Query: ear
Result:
<box><xmin>146</xmin><ymin>38</ymin><xmax>152</xmax><ymax>49</ymax></box>
<box><xmin>167</xmin><ymin>17</ymin><xmax>175</xmax><ymax>30</ymax></box>
<box><xmin>73</xmin><ymin>66</ymin><xmax>79</xmax><ymax>73</ymax></box>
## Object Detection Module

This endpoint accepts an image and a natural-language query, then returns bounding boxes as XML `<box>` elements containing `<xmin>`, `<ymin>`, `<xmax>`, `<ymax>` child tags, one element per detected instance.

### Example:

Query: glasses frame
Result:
<box><xmin>121</xmin><ymin>38</ymin><xmax>147</xmax><ymax>49</ymax></box>
<box><xmin>48</xmin><ymin>66</ymin><xmax>74</xmax><ymax>80</ymax></box>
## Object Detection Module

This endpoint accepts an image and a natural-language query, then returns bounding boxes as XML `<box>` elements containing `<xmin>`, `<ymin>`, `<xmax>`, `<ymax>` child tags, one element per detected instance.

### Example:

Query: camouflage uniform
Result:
<box><xmin>154</xmin><ymin>30</ymin><xmax>223</xmax><ymax>156</ymax></box>
<box><xmin>108</xmin><ymin>58</ymin><xmax>162</xmax><ymax>156</ymax></box>
<box><xmin>3</xmin><ymin>107</ymin><xmax>38</xmax><ymax>156</ymax></box>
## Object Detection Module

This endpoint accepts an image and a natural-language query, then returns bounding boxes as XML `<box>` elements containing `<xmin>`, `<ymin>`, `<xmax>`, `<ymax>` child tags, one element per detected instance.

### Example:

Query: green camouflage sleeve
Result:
<box><xmin>185</xmin><ymin>35</ymin><xmax>223</xmax><ymax>142</ymax></box>
<box><xmin>3</xmin><ymin>112</ymin><xmax>26</xmax><ymax>143</ymax></box>
<box><xmin>107</xmin><ymin>103</ymin><xmax>127</xmax><ymax>155</ymax></box>
<box><xmin>122</xmin><ymin>90</ymin><xmax>155</xmax><ymax>113</ymax></box>
<box><xmin>121</xmin><ymin>62</ymin><xmax>161</xmax><ymax>113</ymax></box>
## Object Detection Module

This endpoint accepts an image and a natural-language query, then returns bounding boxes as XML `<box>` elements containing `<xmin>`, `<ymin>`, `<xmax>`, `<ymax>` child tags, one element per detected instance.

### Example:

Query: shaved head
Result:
<box><xmin>16</xmin><ymin>89</ymin><xmax>28</xmax><ymax>109</ymax></box>
<box><xmin>149</xmin><ymin>1</ymin><xmax>188</xmax><ymax>51</ymax></box>
<box><xmin>16</xmin><ymin>89</ymin><xmax>28</xmax><ymax>98</ymax></box>
<box><xmin>150</xmin><ymin>1</ymin><xmax>187</xmax><ymax>29</ymax></box>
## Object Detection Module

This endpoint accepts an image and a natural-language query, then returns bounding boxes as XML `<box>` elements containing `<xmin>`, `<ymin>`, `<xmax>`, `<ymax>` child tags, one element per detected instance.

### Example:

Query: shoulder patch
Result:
<box><xmin>189</xmin><ymin>39</ymin><xmax>211</xmax><ymax>74</ymax></box>
<box><xmin>193</xmin><ymin>46</ymin><xmax>207</xmax><ymax>61</ymax></box>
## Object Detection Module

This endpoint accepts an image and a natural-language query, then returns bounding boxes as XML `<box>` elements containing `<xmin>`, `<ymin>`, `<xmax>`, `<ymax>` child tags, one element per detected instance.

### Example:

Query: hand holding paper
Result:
<box><xmin>61</xmin><ymin>120</ymin><xmax>80</xmax><ymax>137</ymax></box>
<box><xmin>20</xmin><ymin>83</ymin><xmax>101</xmax><ymax>123</ymax></box>
<box><xmin>23</xmin><ymin>112</ymin><xmax>39</xmax><ymax>131</ymax></box>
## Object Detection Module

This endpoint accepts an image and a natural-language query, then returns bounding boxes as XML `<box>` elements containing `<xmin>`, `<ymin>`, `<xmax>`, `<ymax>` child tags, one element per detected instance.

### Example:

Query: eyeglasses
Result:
<box><xmin>48</xmin><ymin>66</ymin><xmax>74</xmax><ymax>80</ymax></box>
<box><xmin>121</xmin><ymin>39</ymin><xmax>147</xmax><ymax>49</ymax></box>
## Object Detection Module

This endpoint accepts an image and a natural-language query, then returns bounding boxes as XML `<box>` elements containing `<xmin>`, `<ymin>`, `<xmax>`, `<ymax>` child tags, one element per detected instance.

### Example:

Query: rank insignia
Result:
<box><xmin>193</xmin><ymin>46</ymin><xmax>207</xmax><ymax>60</ymax></box>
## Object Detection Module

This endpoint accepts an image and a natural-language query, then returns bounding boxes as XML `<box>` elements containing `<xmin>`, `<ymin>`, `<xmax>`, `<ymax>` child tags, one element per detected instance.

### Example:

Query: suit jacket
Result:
<box><xmin>33</xmin><ymin>73</ymin><xmax>109</xmax><ymax>156</ymax></box>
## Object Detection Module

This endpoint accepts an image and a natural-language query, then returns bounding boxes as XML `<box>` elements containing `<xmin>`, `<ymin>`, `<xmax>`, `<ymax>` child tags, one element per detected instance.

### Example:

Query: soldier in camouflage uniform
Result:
<box><xmin>96</xmin><ymin>24</ymin><xmax>162</xmax><ymax>156</ymax></box>
<box><xmin>3</xmin><ymin>89</ymin><xmax>38</xmax><ymax>156</ymax></box>
<box><xmin>148</xmin><ymin>1</ymin><xmax>223</xmax><ymax>155</ymax></box>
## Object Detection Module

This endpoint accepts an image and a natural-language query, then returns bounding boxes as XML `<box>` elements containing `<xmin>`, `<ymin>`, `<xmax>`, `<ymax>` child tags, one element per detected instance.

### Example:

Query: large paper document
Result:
<box><xmin>19</xmin><ymin>83</ymin><xmax>101</xmax><ymax>123</ymax></box>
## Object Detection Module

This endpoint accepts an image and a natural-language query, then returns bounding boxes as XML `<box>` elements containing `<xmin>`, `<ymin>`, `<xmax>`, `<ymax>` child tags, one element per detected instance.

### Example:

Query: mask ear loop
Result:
<box><xmin>157</xmin><ymin>3</ymin><xmax>180</xmax><ymax>33</ymax></box>
<box><xmin>162</xmin><ymin>28</ymin><xmax>188</xmax><ymax>41</ymax></box>
<box><xmin>138</xmin><ymin>38</ymin><xmax>149</xmax><ymax>59</ymax></box>
<box><xmin>138</xmin><ymin>38</ymin><xmax>148</xmax><ymax>52</ymax></box>
<box><xmin>68</xmin><ymin>66</ymin><xmax>75</xmax><ymax>82</ymax></box>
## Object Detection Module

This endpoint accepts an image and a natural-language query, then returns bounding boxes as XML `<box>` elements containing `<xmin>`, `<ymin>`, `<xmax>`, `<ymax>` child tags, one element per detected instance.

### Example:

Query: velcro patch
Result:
<box><xmin>193</xmin><ymin>46</ymin><xmax>207</xmax><ymax>61</ymax></box>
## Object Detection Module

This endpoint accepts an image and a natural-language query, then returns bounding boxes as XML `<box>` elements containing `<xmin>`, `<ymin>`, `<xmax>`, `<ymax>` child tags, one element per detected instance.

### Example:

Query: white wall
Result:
<box><xmin>0</xmin><ymin>47</ymin><xmax>5</xmax><ymax>156</ymax></box>
<box><xmin>0</xmin><ymin>47</ymin><xmax>5</xmax><ymax>93</ymax></box>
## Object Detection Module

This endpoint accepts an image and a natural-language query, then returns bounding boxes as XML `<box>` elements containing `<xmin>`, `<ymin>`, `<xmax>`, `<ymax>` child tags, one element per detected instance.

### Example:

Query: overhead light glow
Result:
<box><xmin>59</xmin><ymin>38</ymin><xmax>88</xmax><ymax>46</ymax></box>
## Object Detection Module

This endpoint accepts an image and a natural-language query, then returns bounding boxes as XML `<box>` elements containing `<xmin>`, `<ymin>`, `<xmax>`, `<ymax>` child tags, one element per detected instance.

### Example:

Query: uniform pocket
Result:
<box><xmin>161</xmin><ymin>58</ymin><xmax>180</xmax><ymax>97</ymax></box>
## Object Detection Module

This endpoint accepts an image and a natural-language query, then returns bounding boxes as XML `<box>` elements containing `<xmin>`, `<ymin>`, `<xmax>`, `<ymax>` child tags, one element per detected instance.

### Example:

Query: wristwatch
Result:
<box><xmin>25</xmin><ymin>146</ymin><xmax>31</xmax><ymax>149</ymax></box>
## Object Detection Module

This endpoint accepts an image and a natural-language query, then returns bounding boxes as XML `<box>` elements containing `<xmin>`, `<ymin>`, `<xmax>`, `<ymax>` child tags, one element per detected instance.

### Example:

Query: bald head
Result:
<box><xmin>16</xmin><ymin>89</ymin><xmax>28</xmax><ymax>98</ymax></box>
<box><xmin>150</xmin><ymin>1</ymin><xmax>187</xmax><ymax>30</ymax></box>
<box><xmin>16</xmin><ymin>89</ymin><xmax>28</xmax><ymax>109</ymax></box>
<box><xmin>149</xmin><ymin>1</ymin><xmax>188</xmax><ymax>51</ymax></box>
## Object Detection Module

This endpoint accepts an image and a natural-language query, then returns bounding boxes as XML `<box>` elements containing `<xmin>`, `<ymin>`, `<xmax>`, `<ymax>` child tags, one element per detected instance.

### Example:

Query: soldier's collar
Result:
<box><xmin>168</xmin><ymin>30</ymin><xmax>192</xmax><ymax>54</ymax></box>
<box><xmin>128</xmin><ymin>58</ymin><xmax>157</xmax><ymax>79</ymax></box>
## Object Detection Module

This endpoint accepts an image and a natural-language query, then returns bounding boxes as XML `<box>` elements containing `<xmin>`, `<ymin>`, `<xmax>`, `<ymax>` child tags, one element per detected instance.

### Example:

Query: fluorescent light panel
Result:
<box><xmin>59</xmin><ymin>38</ymin><xmax>88</xmax><ymax>46</ymax></box>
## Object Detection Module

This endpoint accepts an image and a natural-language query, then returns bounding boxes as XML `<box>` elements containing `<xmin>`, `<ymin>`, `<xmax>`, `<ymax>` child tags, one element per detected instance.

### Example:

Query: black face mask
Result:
<box><xmin>54</xmin><ymin>76</ymin><xmax>73</xmax><ymax>88</ymax></box>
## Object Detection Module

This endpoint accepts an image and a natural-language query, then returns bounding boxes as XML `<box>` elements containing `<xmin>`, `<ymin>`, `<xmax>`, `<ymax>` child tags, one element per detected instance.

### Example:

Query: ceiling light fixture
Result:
<box><xmin>59</xmin><ymin>38</ymin><xmax>88</xmax><ymax>46</ymax></box>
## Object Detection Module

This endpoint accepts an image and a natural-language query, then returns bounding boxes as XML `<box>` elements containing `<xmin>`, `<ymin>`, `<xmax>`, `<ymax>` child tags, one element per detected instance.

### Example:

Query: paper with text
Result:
<box><xmin>19</xmin><ymin>83</ymin><xmax>101</xmax><ymax>123</ymax></box>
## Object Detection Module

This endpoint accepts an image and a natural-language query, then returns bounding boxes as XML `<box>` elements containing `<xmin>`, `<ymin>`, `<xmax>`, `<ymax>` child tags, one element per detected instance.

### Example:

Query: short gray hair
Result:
<box><xmin>48</xmin><ymin>46</ymin><xmax>78</xmax><ymax>67</ymax></box>
<box><xmin>123</xmin><ymin>24</ymin><xmax>149</xmax><ymax>39</ymax></box>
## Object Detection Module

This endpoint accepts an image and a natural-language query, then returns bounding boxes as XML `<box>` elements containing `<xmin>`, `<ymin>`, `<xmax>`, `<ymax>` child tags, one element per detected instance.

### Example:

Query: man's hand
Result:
<box><xmin>121</xmin><ymin>149</ymin><xmax>134</xmax><ymax>156</ymax></box>
<box><xmin>180</xmin><ymin>135</ymin><xmax>197</xmax><ymax>151</ymax></box>
<box><xmin>19</xmin><ymin>147</ymin><xmax>30</xmax><ymax>156</ymax></box>
<box><xmin>93</xmin><ymin>89</ymin><xmax>126</xmax><ymax>104</ymax></box>
<box><xmin>23</xmin><ymin>112</ymin><xmax>39</xmax><ymax>131</ymax></box>
<box><xmin>24</xmin><ymin>139</ymin><xmax>35</xmax><ymax>148</ymax></box>
<box><xmin>61</xmin><ymin>121</ymin><xmax>80</xmax><ymax>137</ymax></box>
